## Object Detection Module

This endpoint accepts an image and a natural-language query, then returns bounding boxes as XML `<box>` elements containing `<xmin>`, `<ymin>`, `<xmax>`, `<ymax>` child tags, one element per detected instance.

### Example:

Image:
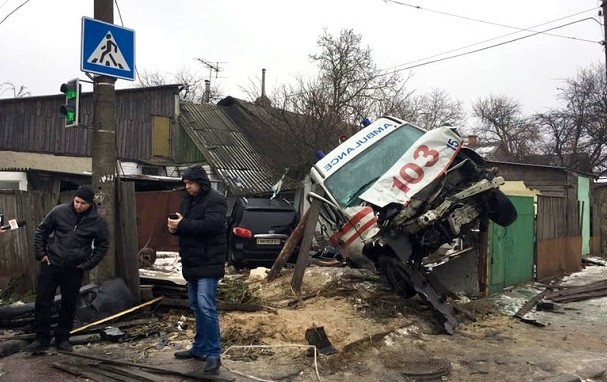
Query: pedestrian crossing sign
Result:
<box><xmin>81</xmin><ymin>17</ymin><xmax>135</xmax><ymax>81</ymax></box>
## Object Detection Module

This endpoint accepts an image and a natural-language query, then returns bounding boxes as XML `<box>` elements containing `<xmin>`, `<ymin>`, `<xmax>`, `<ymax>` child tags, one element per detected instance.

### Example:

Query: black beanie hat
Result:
<box><xmin>75</xmin><ymin>185</ymin><xmax>95</xmax><ymax>204</ymax></box>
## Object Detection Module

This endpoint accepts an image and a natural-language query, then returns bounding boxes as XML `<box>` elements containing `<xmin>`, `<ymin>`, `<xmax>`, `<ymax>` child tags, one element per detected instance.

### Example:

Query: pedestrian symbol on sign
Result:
<box><xmin>81</xmin><ymin>17</ymin><xmax>135</xmax><ymax>80</ymax></box>
<box><xmin>86</xmin><ymin>31</ymin><xmax>131</xmax><ymax>71</ymax></box>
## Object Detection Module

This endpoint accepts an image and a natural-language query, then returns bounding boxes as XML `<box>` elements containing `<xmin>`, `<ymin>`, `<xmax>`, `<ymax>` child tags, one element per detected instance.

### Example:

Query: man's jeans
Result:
<box><xmin>187</xmin><ymin>277</ymin><xmax>221</xmax><ymax>358</ymax></box>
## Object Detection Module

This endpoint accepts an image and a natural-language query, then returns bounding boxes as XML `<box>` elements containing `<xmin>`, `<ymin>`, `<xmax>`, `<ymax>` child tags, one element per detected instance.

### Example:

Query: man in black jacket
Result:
<box><xmin>25</xmin><ymin>185</ymin><xmax>109</xmax><ymax>352</ymax></box>
<box><xmin>168</xmin><ymin>165</ymin><xmax>226</xmax><ymax>374</ymax></box>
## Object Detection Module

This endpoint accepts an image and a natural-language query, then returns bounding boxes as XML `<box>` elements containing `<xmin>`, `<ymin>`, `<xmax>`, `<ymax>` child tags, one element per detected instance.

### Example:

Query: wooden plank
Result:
<box><xmin>266</xmin><ymin>208</ymin><xmax>310</xmax><ymax>282</ymax></box>
<box><xmin>291</xmin><ymin>198</ymin><xmax>322</xmax><ymax>293</ymax></box>
<box><xmin>51</xmin><ymin>362</ymin><xmax>115</xmax><ymax>382</ymax></box>
<box><xmin>549</xmin><ymin>289</ymin><xmax>607</xmax><ymax>303</ymax></box>
<box><xmin>545</xmin><ymin>280</ymin><xmax>607</xmax><ymax>299</ymax></box>
<box><xmin>70</xmin><ymin>296</ymin><xmax>163</xmax><ymax>334</ymax></box>
<box><xmin>478</xmin><ymin>217</ymin><xmax>489</xmax><ymax>297</ymax></box>
<box><xmin>84</xmin><ymin>364</ymin><xmax>145</xmax><ymax>382</ymax></box>
<box><xmin>97</xmin><ymin>364</ymin><xmax>164</xmax><ymax>382</ymax></box>
<box><xmin>515</xmin><ymin>289</ymin><xmax>551</xmax><ymax>318</ymax></box>
<box><xmin>57</xmin><ymin>351</ymin><xmax>231</xmax><ymax>381</ymax></box>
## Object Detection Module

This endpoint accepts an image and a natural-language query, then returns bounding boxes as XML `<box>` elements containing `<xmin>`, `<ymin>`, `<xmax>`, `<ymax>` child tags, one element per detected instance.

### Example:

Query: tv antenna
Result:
<box><xmin>194</xmin><ymin>58</ymin><xmax>226</xmax><ymax>85</ymax></box>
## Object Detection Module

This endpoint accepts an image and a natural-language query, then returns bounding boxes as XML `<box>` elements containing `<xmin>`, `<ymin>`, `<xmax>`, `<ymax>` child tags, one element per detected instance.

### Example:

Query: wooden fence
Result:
<box><xmin>0</xmin><ymin>189</ymin><xmax>59</xmax><ymax>293</ymax></box>
<box><xmin>536</xmin><ymin>195</ymin><xmax>582</xmax><ymax>280</ymax></box>
<box><xmin>0</xmin><ymin>183</ymin><xmax>140</xmax><ymax>297</ymax></box>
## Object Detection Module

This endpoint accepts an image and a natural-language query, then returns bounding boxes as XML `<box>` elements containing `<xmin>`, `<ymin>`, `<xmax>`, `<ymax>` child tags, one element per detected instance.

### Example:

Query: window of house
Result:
<box><xmin>152</xmin><ymin>116</ymin><xmax>170</xmax><ymax>158</ymax></box>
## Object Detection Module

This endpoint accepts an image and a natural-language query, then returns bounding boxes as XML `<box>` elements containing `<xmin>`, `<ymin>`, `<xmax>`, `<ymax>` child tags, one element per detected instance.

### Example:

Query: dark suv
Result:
<box><xmin>227</xmin><ymin>197</ymin><xmax>299</xmax><ymax>269</ymax></box>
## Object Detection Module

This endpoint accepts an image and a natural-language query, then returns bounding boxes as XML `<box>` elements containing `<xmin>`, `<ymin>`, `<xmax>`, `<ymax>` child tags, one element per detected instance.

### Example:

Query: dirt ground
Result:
<box><xmin>1</xmin><ymin>264</ymin><xmax>606</xmax><ymax>382</ymax></box>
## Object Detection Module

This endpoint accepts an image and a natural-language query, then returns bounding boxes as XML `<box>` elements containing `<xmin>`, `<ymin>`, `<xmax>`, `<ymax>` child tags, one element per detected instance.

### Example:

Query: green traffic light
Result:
<box><xmin>60</xmin><ymin>79</ymin><xmax>79</xmax><ymax>127</ymax></box>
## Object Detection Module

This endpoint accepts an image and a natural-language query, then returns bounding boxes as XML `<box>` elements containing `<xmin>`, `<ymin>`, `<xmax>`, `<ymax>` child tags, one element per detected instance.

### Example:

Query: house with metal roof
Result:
<box><xmin>218</xmin><ymin>95</ymin><xmax>347</xmax><ymax>180</ymax></box>
<box><xmin>0</xmin><ymin>85</ymin><xmax>304</xmax><ymax>292</ymax></box>
<box><xmin>0</xmin><ymin>85</ymin><xmax>297</xmax><ymax>197</ymax></box>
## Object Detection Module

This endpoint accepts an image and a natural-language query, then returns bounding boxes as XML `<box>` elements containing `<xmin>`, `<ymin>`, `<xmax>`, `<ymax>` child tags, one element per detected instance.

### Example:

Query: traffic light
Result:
<box><xmin>59</xmin><ymin>78</ymin><xmax>80</xmax><ymax>127</ymax></box>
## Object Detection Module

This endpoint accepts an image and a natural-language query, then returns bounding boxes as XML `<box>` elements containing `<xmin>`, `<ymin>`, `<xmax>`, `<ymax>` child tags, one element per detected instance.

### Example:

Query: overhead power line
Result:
<box><xmin>382</xmin><ymin>17</ymin><xmax>599</xmax><ymax>75</ymax></box>
<box><xmin>277</xmin><ymin>17</ymin><xmax>598</xmax><ymax>101</ymax></box>
<box><xmin>0</xmin><ymin>0</ymin><xmax>30</xmax><ymax>26</ymax></box>
<box><xmin>114</xmin><ymin>0</ymin><xmax>124</xmax><ymax>26</ymax></box>
<box><xmin>383</xmin><ymin>9</ymin><xmax>601</xmax><ymax>72</ymax></box>
<box><xmin>382</xmin><ymin>0</ymin><xmax>598</xmax><ymax>44</ymax></box>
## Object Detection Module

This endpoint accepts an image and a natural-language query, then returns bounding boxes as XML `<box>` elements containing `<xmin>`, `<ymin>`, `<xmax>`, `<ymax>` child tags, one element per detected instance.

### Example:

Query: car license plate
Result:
<box><xmin>257</xmin><ymin>238</ymin><xmax>281</xmax><ymax>245</ymax></box>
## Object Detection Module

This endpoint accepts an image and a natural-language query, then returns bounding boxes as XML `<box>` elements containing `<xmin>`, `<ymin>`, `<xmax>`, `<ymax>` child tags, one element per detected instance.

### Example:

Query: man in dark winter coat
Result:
<box><xmin>25</xmin><ymin>185</ymin><xmax>109</xmax><ymax>352</ymax></box>
<box><xmin>168</xmin><ymin>165</ymin><xmax>227</xmax><ymax>374</ymax></box>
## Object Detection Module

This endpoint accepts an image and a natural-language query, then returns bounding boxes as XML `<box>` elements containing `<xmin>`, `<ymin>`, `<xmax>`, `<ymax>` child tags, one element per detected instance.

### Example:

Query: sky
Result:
<box><xmin>0</xmin><ymin>0</ymin><xmax>604</xmax><ymax>120</ymax></box>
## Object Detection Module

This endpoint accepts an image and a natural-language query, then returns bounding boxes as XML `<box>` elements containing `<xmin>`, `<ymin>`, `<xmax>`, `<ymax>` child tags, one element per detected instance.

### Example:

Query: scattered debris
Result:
<box><xmin>536</xmin><ymin>301</ymin><xmax>565</xmax><ymax>314</ymax></box>
<box><xmin>287</xmin><ymin>289</ymin><xmax>321</xmax><ymax>307</ymax></box>
<box><xmin>305</xmin><ymin>326</ymin><xmax>338</xmax><ymax>355</ymax></box>
<box><xmin>177</xmin><ymin>314</ymin><xmax>188</xmax><ymax>331</ymax></box>
<box><xmin>0</xmin><ymin>279</ymin><xmax>139</xmax><ymax>330</ymax></box>
<box><xmin>56</xmin><ymin>351</ymin><xmax>233</xmax><ymax>381</ymax></box>
<box><xmin>248</xmin><ymin>267</ymin><xmax>270</xmax><ymax>280</ymax></box>
<box><xmin>397</xmin><ymin>357</ymin><xmax>452</xmax><ymax>380</ymax></box>
<box><xmin>582</xmin><ymin>256</ymin><xmax>607</xmax><ymax>267</ymax></box>
<box><xmin>544</xmin><ymin>280</ymin><xmax>607</xmax><ymax>303</ymax></box>
<box><xmin>515</xmin><ymin>288</ymin><xmax>553</xmax><ymax>319</ymax></box>
<box><xmin>222</xmin><ymin>344</ymin><xmax>321</xmax><ymax>382</ymax></box>
<box><xmin>518</xmin><ymin>313</ymin><xmax>548</xmax><ymax>327</ymax></box>
<box><xmin>0</xmin><ymin>340</ymin><xmax>26</xmax><ymax>357</ymax></box>
<box><xmin>100</xmin><ymin>326</ymin><xmax>126</xmax><ymax>342</ymax></box>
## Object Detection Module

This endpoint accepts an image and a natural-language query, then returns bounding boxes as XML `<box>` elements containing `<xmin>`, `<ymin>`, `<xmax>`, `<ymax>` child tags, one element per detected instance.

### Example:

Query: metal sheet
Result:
<box><xmin>179</xmin><ymin>102</ymin><xmax>286</xmax><ymax>196</ymax></box>
<box><xmin>135</xmin><ymin>190</ymin><xmax>182</xmax><ymax>252</ymax></box>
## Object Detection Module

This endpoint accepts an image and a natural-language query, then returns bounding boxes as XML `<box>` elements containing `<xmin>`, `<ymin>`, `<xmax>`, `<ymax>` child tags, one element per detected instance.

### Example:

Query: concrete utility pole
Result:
<box><xmin>603</xmin><ymin>1</ymin><xmax>607</xmax><ymax>78</ymax></box>
<box><xmin>91</xmin><ymin>0</ymin><xmax>117</xmax><ymax>281</ymax></box>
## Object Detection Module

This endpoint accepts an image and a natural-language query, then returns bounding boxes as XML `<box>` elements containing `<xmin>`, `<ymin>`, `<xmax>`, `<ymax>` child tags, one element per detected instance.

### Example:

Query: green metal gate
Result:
<box><xmin>488</xmin><ymin>195</ymin><xmax>535</xmax><ymax>295</ymax></box>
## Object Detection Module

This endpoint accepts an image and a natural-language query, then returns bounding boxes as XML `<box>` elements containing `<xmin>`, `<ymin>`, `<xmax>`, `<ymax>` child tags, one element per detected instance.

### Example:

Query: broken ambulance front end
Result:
<box><xmin>309</xmin><ymin>116</ymin><xmax>517</xmax><ymax>333</ymax></box>
<box><xmin>309</xmin><ymin>117</ymin><xmax>422</xmax><ymax>264</ymax></box>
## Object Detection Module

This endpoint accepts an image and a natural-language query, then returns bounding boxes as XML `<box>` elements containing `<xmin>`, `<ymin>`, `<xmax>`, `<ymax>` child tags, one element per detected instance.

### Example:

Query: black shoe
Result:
<box><xmin>174</xmin><ymin>349</ymin><xmax>206</xmax><ymax>360</ymax></box>
<box><xmin>204</xmin><ymin>357</ymin><xmax>221</xmax><ymax>374</ymax></box>
<box><xmin>56</xmin><ymin>341</ymin><xmax>73</xmax><ymax>352</ymax></box>
<box><xmin>23</xmin><ymin>340</ymin><xmax>49</xmax><ymax>353</ymax></box>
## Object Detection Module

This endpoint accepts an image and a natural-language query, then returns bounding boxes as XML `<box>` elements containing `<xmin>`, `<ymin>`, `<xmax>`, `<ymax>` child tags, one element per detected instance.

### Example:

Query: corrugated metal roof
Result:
<box><xmin>179</xmin><ymin>102</ymin><xmax>288</xmax><ymax>196</ymax></box>
<box><xmin>218</xmin><ymin>96</ymin><xmax>328</xmax><ymax>181</ymax></box>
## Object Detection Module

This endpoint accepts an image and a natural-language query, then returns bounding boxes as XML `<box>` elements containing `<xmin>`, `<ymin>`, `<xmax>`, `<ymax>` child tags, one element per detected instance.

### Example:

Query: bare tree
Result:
<box><xmin>535</xmin><ymin>63</ymin><xmax>607</xmax><ymax>173</ymax></box>
<box><xmin>136</xmin><ymin>68</ymin><xmax>222</xmax><ymax>102</ymax></box>
<box><xmin>243</xmin><ymin>29</ymin><xmax>413</xmax><ymax>178</ymax></box>
<box><xmin>411</xmin><ymin>88</ymin><xmax>466</xmax><ymax>129</ymax></box>
<box><xmin>0</xmin><ymin>81</ymin><xmax>30</xmax><ymax>98</ymax></box>
<box><xmin>238</xmin><ymin>29</ymin><xmax>467</xmax><ymax>179</ymax></box>
<box><xmin>309</xmin><ymin>28</ymin><xmax>403</xmax><ymax>128</ymax></box>
<box><xmin>472</xmin><ymin>94</ymin><xmax>540</xmax><ymax>161</ymax></box>
<box><xmin>136</xmin><ymin>70</ymin><xmax>166</xmax><ymax>87</ymax></box>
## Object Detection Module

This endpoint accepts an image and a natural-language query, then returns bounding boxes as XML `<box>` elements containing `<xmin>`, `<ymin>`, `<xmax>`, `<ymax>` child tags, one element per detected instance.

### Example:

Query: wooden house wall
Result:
<box><xmin>489</xmin><ymin>161</ymin><xmax>575</xmax><ymax>199</ymax></box>
<box><xmin>0</xmin><ymin>87</ymin><xmax>178</xmax><ymax>161</ymax></box>
<box><xmin>173</xmin><ymin>117</ymin><xmax>206</xmax><ymax>164</ymax></box>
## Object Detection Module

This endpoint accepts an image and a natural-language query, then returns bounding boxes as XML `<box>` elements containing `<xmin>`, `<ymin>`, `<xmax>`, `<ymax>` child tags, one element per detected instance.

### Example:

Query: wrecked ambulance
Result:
<box><xmin>308</xmin><ymin>117</ymin><xmax>517</xmax><ymax>333</ymax></box>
